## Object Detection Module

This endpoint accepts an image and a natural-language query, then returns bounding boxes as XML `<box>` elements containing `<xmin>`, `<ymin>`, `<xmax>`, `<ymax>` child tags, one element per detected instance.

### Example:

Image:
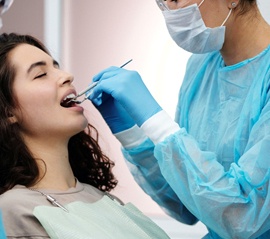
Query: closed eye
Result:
<box><xmin>34</xmin><ymin>73</ymin><xmax>47</xmax><ymax>79</ymax></box>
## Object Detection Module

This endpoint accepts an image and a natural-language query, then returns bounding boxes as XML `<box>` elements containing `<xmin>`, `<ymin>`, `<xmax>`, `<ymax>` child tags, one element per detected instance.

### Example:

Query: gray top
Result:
<box><xmin>0</xmin><ymin>181</ymin><xmax>104</xmax><ymax>238</ymax></box>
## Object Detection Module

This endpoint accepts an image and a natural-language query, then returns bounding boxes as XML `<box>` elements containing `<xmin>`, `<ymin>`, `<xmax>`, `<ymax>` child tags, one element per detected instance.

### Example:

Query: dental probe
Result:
<box><xmin>70</xmin><ymin>59</ymin><xmax>133</xmax><ymax>104</ymax></box>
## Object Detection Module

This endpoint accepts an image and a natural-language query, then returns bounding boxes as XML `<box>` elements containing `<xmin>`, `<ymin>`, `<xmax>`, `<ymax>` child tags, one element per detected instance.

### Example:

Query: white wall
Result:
<box><xmin>258</xmin><ymin>0</ymin><xmax>270</xmax><ymax>22</ymax></box>
<box><xmin>0</xmin><ymin>0</ymin><xmax>44</xmax><ymax>39</ymax></box>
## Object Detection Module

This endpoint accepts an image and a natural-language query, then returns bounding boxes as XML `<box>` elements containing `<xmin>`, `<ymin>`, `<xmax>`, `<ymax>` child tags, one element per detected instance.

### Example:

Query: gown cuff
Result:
<box><xmin>141</xmin><ymin>110</ymin><xmax>180</xmax><ymax>144</ymax></box>
<box><xmin>114</xmin><ymin>125</ymin><xmax>148</xmax><ymax>149</ymax></box>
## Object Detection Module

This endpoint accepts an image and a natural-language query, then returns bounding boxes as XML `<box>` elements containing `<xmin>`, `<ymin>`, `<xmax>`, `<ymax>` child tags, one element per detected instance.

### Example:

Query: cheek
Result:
<box><xmin>14</xmin><ymin>86</ymin><xmax>56</xmax><ymax>122</ymax></box>
<box><xmin>15</xmin><ymin>99</ymin><xmax>57</xmax><ymax>136</ymax></box>
<box><xmin>15</xmin><ymin>101</ymin><xmax>49</xmax><ymax>130</ymax></box>
<box><xmin>200</xmin><ymin>1</ymin><xmax>228</xmax><ymax>27</ymax></box>
<box><xmin>16</xmin><ymin>83</ymin><xmax>55</xmax><ymax>107</ymax></box>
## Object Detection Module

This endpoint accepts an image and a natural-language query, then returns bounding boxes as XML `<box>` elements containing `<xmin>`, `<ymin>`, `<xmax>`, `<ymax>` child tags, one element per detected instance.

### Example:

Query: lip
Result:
<box><xmin>66</xmin><ymin>104</ymin><xmax>84</xmax><ymax>112</ymax></box>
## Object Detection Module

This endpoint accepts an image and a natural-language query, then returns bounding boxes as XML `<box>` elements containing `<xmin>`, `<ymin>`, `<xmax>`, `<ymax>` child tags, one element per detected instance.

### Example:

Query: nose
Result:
<box><xmin>58</xmin><ymin>70</ymin><xmax>74</xmax><ymax>86</ymax></box>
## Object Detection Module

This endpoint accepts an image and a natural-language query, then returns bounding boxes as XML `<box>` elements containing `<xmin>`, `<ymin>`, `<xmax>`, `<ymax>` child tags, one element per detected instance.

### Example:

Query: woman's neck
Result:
<box><xmin>25</xmin><ymin>136</ymin><xmax>76</xmax><ymax>191</ymax></box>
<box><xmin>221</xmin><ymin>8</ymin><xmax>270</xmax><ymax>66</ymax></box>
<box><xmin>33</xmin><ymin>157</ymin><xmax>76</xmax><ymax>191</ymax></box>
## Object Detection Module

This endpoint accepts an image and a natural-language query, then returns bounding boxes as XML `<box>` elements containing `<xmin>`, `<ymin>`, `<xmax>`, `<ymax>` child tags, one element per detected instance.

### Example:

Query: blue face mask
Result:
<box><xmin>161</xmin><ymin>1</ymin><xmax>233</xmax><ymax>54</ymax></box>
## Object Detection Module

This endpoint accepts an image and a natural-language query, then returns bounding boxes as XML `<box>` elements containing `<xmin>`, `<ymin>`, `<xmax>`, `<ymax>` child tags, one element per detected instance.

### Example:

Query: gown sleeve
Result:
<box><xmin>123</xmin><ymin>137</ymin><xmax>198</xmax><ymax>225</ymax></box>
<box><xmin>124</xmin><ymin>102</ymin><xmax>270</xmax><ymax>239</ymax></box>
<box><xmin>115</xmin><ymin>125</ymin><xmax>198</xmax><ymax>225</ymax></box>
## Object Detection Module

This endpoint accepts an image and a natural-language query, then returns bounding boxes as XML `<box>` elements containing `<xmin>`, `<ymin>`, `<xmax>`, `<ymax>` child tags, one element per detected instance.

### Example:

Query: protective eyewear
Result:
<box><xmin>155</xmin><ymin>0</ymin><xmax>169</xmax><ymax>11</ymax></box>
<box><xmin>0</xmin><ymin>0</ymin><xmax>13</xmax><ymax>14</ymax></box>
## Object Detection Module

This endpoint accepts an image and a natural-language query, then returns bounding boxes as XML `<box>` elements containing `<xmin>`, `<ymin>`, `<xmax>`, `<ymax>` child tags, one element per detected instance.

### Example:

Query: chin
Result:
<box><xmin>63</xmin><ymin>113</ymin><xmax>88</xmax><ymax>135</ymax></box>
<box><xmin>69</xmin><ymin>118</ymin><xmax>89</xmax><ymax>135</ymax></box>
<box><xmin>79</xmin><ymin>117</ymin><xmax>89</xmax><ymax>130</ymax></box>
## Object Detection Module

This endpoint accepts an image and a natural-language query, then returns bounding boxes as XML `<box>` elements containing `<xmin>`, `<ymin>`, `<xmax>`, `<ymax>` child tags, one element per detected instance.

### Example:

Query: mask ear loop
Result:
<box><xmin>221</xmin><ymin>2</ymin><xmax>237</xmax><ymax>26</ymax></box>
<box><xmin>198</xmin><ymin>0</ymin><xmax>205</xmax><ymax>8</ymax></box>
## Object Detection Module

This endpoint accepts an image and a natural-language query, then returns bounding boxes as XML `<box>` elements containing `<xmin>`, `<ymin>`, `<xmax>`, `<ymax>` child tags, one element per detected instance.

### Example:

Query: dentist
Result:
<box><xmin>89</xmin><ymin>0</ymin><xmax>270</xmax><ymax>238</ymax></box>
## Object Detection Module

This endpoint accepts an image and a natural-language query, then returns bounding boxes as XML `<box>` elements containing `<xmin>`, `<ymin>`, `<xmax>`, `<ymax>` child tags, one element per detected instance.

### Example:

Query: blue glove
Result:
<box><xmin>88</xmin><ymin>66</ymin><xmax>162</xmax><ymax>127</ymax></box>
<box><xmin>93</xmin><ymin>93</ymin><xmax>136</xmax><ymax>134</ymax></box>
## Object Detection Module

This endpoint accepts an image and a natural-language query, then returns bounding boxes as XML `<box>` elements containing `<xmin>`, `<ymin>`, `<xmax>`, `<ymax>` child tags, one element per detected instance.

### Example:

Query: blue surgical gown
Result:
<box><xmin>119</xmin><ymin>45</ymin><xmax>270</xmax><ymax>239</ymax></box>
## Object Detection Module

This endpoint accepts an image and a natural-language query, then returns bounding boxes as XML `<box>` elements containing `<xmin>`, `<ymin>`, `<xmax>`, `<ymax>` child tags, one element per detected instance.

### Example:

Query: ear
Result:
<box><xmin>7</xmin><ymin>112</ymin><xmax>18</xmax><ymax>124</ymax></box>
<box><xmin>228</xmin><ymin>1</ymin><xmax>239</xmax><ymax>9</ymax></box>
<box><xmin>8</xmin><ymin>115</ymin><xmax>18</xmax><ymax>124</ymax></box>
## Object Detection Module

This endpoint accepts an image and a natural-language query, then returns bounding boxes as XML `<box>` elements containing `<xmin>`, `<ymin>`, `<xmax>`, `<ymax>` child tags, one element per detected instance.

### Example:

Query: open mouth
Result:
<box><xmin>60</xmin><ymin>93</ymin><xmax>76</xmax><ymax>108</ymax></box>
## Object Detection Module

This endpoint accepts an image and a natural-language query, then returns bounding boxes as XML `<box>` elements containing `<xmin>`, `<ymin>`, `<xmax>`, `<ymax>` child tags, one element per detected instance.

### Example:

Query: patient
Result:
<box><xmin>0</xmin><ymin>33</ymin><xmax>170</xmax><ymax>239</ymax></box>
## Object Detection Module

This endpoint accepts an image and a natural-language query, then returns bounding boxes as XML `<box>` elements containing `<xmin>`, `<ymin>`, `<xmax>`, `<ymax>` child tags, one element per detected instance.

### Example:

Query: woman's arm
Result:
<box><xmin>116</xmin><ymin>126</ymin><xmax>198</xmax><ymax>225</ymax></box>
<box><xmin>139</xmin><ymin>108</ymin><xmax>270</xmax><ymax>239</ymax></box>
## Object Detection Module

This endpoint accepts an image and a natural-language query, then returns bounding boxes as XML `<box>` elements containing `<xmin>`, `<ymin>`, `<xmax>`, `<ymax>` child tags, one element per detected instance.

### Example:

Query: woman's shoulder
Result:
<box><xmin>0</xmin><ymin>186</ymin><xmax>49</xmax><ymax>237</ymax></box>
<box><xmin>0</xmin><ymin>185</ymin><xmax>42</xmax><ymax>220</ymax></box>
<box><xmin>0</xmin><ymin>185</ymin><xmax>33</xmax><ymax>206</ymax></box>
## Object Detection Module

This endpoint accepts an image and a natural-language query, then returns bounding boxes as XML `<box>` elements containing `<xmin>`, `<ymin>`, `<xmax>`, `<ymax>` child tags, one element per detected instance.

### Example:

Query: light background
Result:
<box><xmin>1</xmin><ymin>1</ymin><xmax>269</xmax><ymax>238</ymax></box>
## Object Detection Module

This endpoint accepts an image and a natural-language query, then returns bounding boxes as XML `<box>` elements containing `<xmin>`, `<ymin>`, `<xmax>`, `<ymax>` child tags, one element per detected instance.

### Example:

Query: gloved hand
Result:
<box><xmin>92</xmin><ymin>93</ymin><xmax>136</xmax><ymax>134</ymax></box>
<box><xmin>88</xmin><ymin>66</ymin><xmax>162</xmax><ymax>127</ymax></box>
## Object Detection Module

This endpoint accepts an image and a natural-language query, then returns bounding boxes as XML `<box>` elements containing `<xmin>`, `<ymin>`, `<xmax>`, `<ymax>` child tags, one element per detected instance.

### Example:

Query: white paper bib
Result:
<box><xmin>33</xmin><ymin>195</ymin><xmax>170</xmax><ymax>239</ymax></box>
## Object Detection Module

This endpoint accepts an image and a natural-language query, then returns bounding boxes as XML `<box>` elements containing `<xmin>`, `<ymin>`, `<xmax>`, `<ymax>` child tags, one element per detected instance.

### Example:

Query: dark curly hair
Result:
<box><xmin>0</xmin><ymin>33</ymin><xmax>118</xmax><ymax>194</ymax></box>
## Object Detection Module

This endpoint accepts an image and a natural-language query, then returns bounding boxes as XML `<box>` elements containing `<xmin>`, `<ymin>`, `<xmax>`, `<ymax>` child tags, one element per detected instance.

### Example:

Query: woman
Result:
<box><xmin>0</xmin><ymin>33</ymin><xmax>170</xmax><ymax>239</ymax></box>
<box><xmin>88</xmin><ymin>0</ymin><xmax>270</xmax><ymax>238</ymax></box>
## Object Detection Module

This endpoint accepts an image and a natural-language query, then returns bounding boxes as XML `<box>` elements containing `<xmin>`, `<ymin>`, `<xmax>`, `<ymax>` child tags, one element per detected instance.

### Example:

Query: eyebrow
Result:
<box><xmin>27</xmin><ymin>59</ymin><xmax>59</xmax><ymax>74</ymax></box>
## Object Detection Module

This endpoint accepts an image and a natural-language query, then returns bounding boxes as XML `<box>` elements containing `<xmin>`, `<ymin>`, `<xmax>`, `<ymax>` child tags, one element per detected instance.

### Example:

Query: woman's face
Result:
<box><xmin>9</xmin><ymin>43</ymin><xmax>88</xmax><ymax>142</ymax></box>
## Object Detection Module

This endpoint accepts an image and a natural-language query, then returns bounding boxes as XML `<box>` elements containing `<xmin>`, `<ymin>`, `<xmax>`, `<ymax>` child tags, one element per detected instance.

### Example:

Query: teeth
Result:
<box><xmin>63</xmin><ymin>93</ymin><xmax>76</xmax><ymax>101</ymax></box>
